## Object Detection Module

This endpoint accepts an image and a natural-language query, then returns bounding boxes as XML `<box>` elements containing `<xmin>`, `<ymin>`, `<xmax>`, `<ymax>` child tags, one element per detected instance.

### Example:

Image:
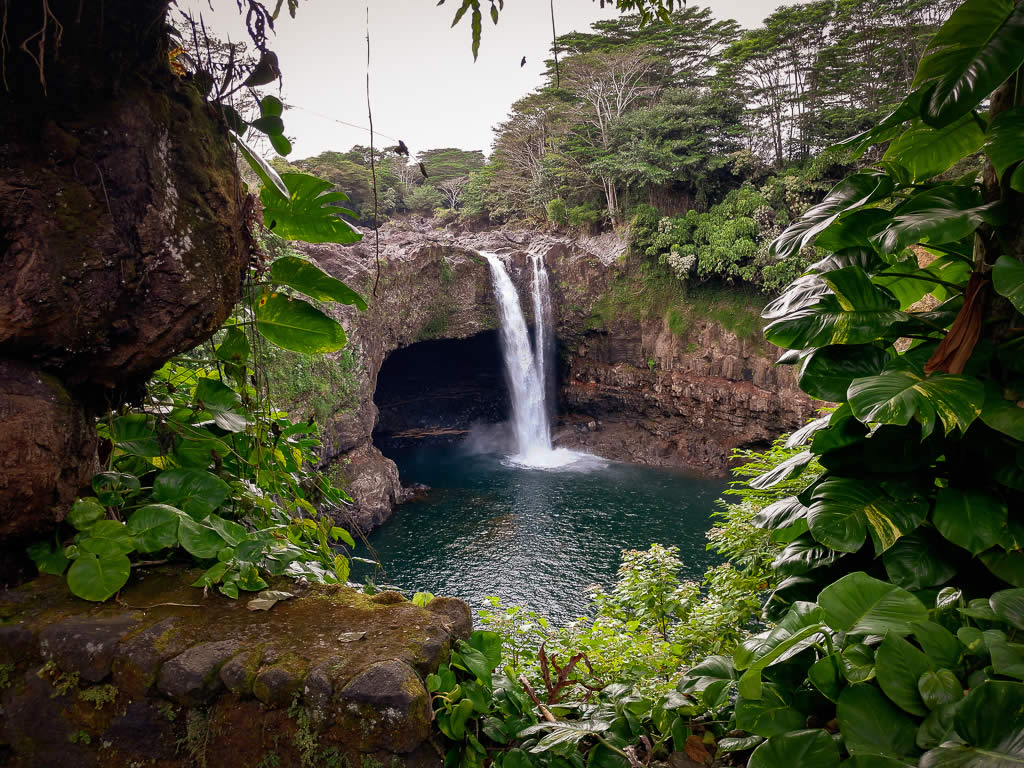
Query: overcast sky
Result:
<box><xmin>179</xmin><ymin>1</ymin><xmax>786</xmax><ymax>161</ymax></box>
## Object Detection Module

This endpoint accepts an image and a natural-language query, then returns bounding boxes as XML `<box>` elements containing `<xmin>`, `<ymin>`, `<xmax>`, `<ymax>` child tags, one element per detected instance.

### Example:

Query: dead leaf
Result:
<box><xmin>337</xmin><ymin>631</ymin><xmax>366</xmax><ymax>642</ymax></box>
<box><xmin>684</xmin><ymin>734</ymin><xmax>709</xmax><ymax>765</ymax></box>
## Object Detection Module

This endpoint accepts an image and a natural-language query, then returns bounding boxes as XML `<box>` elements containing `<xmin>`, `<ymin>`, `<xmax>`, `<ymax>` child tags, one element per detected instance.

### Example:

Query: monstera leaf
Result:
<box><xmin>770</xmin><ymin>172</ymin><xmax>894</xmax><ymax>260</ymax></box>
<box><xmin>260</xmin><ymin>172</ymin><xmax>362</xmax><ymax>244</ymax></box>
<box><xmin>913</xmin><ymin>0</ymin><xmax>1024</xmax><ymax>127</ymax></box>
<box><xmin>848</xmin><ymin>359</ymin><xmax>984</xmax><ymax>438</ymax></box>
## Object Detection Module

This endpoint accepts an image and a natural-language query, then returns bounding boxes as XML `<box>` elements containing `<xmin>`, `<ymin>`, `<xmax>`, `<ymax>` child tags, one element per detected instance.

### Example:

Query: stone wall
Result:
<box><xmin>0</xmin><ymin>568</ymin><xmax>471</xmax><ymax>767</ymax></box>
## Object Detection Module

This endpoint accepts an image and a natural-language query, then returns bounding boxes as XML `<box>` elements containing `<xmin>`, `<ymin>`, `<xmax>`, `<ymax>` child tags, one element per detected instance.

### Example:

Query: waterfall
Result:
<box><xmin>480</xmin><ymin>251</ymin><xmax>584</xmax><ymax>468</ymax></box>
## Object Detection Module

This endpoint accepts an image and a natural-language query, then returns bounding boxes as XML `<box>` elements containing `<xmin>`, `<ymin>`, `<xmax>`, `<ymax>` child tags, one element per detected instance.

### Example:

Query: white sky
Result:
<box><xmin>179</xmin><ymin>1</ymin><xmax>786</xmax><ymax>161</ymax></box>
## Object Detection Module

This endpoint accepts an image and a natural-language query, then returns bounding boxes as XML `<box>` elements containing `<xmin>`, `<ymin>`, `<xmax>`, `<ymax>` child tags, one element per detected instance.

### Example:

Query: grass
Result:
<box><xmin>262</xmin><ymin>346</ymin><xmax>361</xmax><ymax>423</ymax></box>
<box><xmin>586</xmin><ymin>257</ymin><xmax>765</xmax><ymax>343</ymax></box>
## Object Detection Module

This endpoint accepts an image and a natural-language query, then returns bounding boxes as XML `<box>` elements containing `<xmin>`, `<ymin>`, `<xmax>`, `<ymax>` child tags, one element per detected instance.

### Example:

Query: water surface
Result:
<box><xmin>354</xmin><ymin>444</ymin><xmax>727</xmax><ymax>623</ymax></box>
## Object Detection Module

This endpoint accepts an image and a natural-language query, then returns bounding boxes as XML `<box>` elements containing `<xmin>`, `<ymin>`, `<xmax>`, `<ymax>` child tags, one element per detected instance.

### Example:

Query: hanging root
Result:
<box><xmin>17</xmin><ymin>0</ymin><xmax>64</xmax><ymax>94</ymax></box>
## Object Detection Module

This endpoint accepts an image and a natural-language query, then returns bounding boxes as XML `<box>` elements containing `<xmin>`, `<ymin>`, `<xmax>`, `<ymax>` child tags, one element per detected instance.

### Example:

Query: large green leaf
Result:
<box><xmin>260</xmin><ymin>172</ymin><xmax>362</xmax><ymax>244</ymax></box>
<box><xmin>883</xmin><ymin>532</ymin><xmax>958</xmax><ymax>591</ymax></box>
<box><xmin>771</xmin><ymin>536</ymin><xmax>840</xmax><ymax>577</ymax></box>
<box><xmin>177</xmin><ymin>515</ymin><xmax>226</xmax><ymax>560</ymax></box>
<box><xmin>761</xmin><ymin>276</ymin><xmax>831</xmax><ymax>321</ymax></box>
<box><xmin>748</xmin><ymin>729</ymin><xmax>839</xmax><ymax>768</ymax></box>
<box><xmin>918</xmin><ymin>669</ymin><xmax>964</xmax><ymax>711</ymax></box>
<box><xmin>921</xmin><ymin>681</ymin><xmax>1024</xmax><ymax>766</ymax></box>
<box><xmin>78</xmin><ymin>520</ymin><xmax>135</xmax><ymax>557</ymax></box>
<box><xmin>233</xmin><ymin>132</ymin><xmax>288</xmax><ymax>199</ymax></box>
<box><xmin>841</xmin><ymin>643</ymin><xmax>877</xmax><ymax>684</ymax></box>
<box><xmin>735</xmin><ymin>684</ymin><xmax>806</xmax><ymax>738</ymax></box>
<box><xmin>194</xmin><ymin>378</ymin><xmax>248</xmax><ymax>433</ymax></box>
<box><xmin>764</xmin><ymin>267</ymin><xmax>905</xmax><ymax>350</ymax></box>
<box><xmin>911</xmin><ymin>621</ymin><xmax>962</xmax><ymax>670</ymax></box>
<box><xmin>848</xmin><ymin>360</ymin><xmax>984</xmax><ymax>438</ymax></box>
<box><xmin>876</xmin><ymin>633</ymin><xmax>934</xmax><ymax>716</ymax></box>
<box><xmin>870</xmin><ymin>187</ymin><xmax>1003</xmax><ymax>256</ymax></box>
<box><xmin>126</xmin><ymin>504</ymin><xmax>181</xmax><ymax>553</ymax></box>
<box><xmin>110</xmin><ymin>413</ymin><xmax>163</xmax><ymax>457</ymax></box>
<box><xmin>819</xmin><ymin>571</ymin><xmax>928</xmax><ymax>636</ymax></box>
<box><xmin>982</xmin><ymin>548</ymin><xmax>1024</xmax><ymax>588</ymax></box>
<box><xmin>268</xmin><ymin>256</ymin><xmax>367</xmax><ymax>310</ymax></box>
<box><xmin>770</xmin><ymin>172</ymin><xmax>895</xmax><ymax>260</ymax></box>
<box><xmin>26</xmin><ymin>541</ymin><xmax>69</xmax><ymax>576</ymax></box>
<box><xmin>981</xmin><ymin>380</ymin><xmax>1024</xmax><ymax>441</ymax></box>
<box><xmin>807</xmin><ymin>477</ymin><xmax>926</xmax><ymax>554</ymax></box>
<box><xmin>734</xmin><ymin>602</ymin><xmax>827</xmax><ymax>699</ymax></box>
<box><xmin>991</xmin><ymin>588</ymin><xmax>1024</xmax><ymax>631</ymax></box>
<box><xmin>833</xmin><ymin>90</ymin><xmax>925</xmax><ymax>157</ymax></box>
<box><xmin>837</xmin><ymin>684</ymin><xmax>919</xmax><ymax>758</ymax></box>
<box><xmin>753</xmin><ymin>497</ymin><xmax>809</xmax><ymax>530</ymax></box>
<box><xmin>254</xmin><ymin>293</ymin><xmax>347</xmax><ymax>354</ymax></box>
<box><xmin>985</xmin><ymin>108</ymin><xmax>1024</xmax><ymax>181</ymax></box>
<box><xmin>748</xmin><ymin>451</ymin><xmax>813</xmax><ymax>490</ymax></box>
<box><xmin>798</xmin><ymin>345</ymin><xmax>889</xmax><ymax>403</ymax></box>
<box><xmin>68</xmin><ymin>497</ymin><xmax>105</xmax><ymax>531</ymax></box>
<box><xmin>152</xmin><ymin>468</ymin><xmax>230</xmax><ymax>519</ymax></box>
<box><xmin>993</xmin><ymin>255</ymin><xmax>1024</xmax><ymax>315</ymax></box>
<box><xmin>932</xmin><ymin>488</ymin><xmax>1007</xmax><ymax>555</ymax></box>
<box><xmin>66</xmin><ymin>552</ymin><xmax>131</xmax><ymax>602</ymax></box>
<box><xmin>884</xmin><ymin>115</ymin><xmax>986</xmax><ymax>182</ymax></box>
<box><xmin>913</xmin><ymin>0</ymin><xmax>1024</xmax><ymax>127</ymax></box>
<box><xmin>215</xmin><ymin>326</ymin><xmax>250</xmax><ymax>364</ymax></box>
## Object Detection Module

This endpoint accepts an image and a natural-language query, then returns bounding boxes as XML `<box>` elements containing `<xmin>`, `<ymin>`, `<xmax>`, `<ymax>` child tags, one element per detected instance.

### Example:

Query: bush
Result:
<box><xmin>545</xmin><ymin>197</ymin><xmax>568</xmax><ymax>228</ymax></box>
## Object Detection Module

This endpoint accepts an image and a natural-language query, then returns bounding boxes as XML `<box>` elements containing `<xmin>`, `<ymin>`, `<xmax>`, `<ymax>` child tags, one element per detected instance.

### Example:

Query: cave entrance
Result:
<box><xmin>372</xmin><ymin>330</ymin><xmax>511</xmax><ymax>454</ymax></box>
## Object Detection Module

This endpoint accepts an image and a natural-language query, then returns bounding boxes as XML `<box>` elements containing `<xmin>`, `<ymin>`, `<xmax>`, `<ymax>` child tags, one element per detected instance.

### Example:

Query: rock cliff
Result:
<box><xmin>293</xmin><ymin>220</ymin><xmax>815</xmax><ymax>532</ymax></box>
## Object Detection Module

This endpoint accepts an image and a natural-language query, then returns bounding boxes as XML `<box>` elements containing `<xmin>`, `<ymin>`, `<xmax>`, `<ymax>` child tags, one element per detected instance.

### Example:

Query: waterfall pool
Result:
<box><xmin>351</xmin><ymin>443</ymin><xmax>728</xmax><ymax>623</ymax></box>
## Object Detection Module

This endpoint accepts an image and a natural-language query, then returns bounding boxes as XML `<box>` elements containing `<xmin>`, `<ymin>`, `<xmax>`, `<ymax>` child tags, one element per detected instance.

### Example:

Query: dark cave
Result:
<box><xmin>372</xmin><ymin>330</ymin><xmax>512</xmax><ymax>451</ymax></box>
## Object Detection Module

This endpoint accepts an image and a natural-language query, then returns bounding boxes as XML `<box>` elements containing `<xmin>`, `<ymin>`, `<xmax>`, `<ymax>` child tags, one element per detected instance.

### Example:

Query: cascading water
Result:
<box><xmin>481</xmin><ymin>251</ymin><xmax>583</xmax><ymax>468</ymax></box>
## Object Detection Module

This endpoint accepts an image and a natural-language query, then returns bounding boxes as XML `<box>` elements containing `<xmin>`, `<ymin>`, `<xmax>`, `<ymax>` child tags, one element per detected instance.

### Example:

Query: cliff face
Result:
<box><xmin>294</xmin><ymin>221</ymin><xmax>815</xmax><ymax>531</ymax></box>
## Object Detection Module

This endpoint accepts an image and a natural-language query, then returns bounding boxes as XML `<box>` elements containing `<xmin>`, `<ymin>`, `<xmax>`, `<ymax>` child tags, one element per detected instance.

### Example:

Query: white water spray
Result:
<box><xmin>481</xmin><ymin>251</ymin><xmax>582</xmax><ymax>468</ymax></box>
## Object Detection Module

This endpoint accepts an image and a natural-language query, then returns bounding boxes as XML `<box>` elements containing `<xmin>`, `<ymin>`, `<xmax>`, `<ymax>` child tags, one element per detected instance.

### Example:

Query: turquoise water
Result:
<box><xmin>354</xmin><ymin>445</ymin><xmax>728</xmax><ymax>623</ymax></box>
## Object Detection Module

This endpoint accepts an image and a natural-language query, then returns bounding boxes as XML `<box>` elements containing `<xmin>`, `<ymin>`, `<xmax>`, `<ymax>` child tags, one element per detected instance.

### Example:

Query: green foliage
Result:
<box><xmin>643</xmin><ymin>2</ymin><xmax>1024</xmax><ymax>765</ymax></box>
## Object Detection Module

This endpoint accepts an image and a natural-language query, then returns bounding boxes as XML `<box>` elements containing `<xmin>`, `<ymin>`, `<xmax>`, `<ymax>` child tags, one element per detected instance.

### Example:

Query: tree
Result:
<box><xmin>438</xmin><ymin>176</ymin><xmax>469</xmax><ymax>210</ymax></box>
<box><xmin>562</xmin><ymin>47</ymin><xmax>659</xmax><ymax>219</ymax></box>
<box><xmin>416</xmin><ymin>147</ymin><xmax>486</xmax><ymax>182</ymax></box>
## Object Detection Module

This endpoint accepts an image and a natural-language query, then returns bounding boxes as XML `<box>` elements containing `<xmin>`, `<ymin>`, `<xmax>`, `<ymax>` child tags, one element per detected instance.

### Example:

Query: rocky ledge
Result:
<box><xmin>0</xmin><ymin>568</ymin><xmax>471</xmax><ymax>767</ymax></box>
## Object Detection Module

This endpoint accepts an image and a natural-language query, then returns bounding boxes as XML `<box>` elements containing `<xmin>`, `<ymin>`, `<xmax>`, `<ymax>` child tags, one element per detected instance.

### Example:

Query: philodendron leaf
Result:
<box><xmin>177</xmin><ymin>516</ymin><xmax>225</xmax><ymax>560</ymax></box>
<box><xmin>918</xmin><ymin>669</ymin><xmax>964</xmax><ymax>711</ymax></box>
<box><xmin>884</xmin><ymin>114</ymin><xmax>985</xmax><ymax>182</ymax></box>
<box><xmin>68</xmin><ymin>497</ymin><xmax>105</xmax><ymax>531</ymax></box>
<box><xmin>268</xmin><ymin>256</ymin><xmax>367</xmax><ymax>310</ymax></box>
<box><xmin>260</xmin><ymin>172</ymin><xmax>362</xmax><ymax>244</ymax></box>
<box><xmin>194</xmin><ymin>378</ymin><xmax>248</xmax><ymax>433</ymax></box>
<box><xmin>126</xmin><ymin>504</ymin><xmax>181</xmax><ymax>553</ymax></box>
<box><xmin>870</xmin><ymin>186</ymin><xmax>1003</xmax><ymax>256</ymax></box>
<box><xmin>26</xmin><ymin>541</ymin><xmax>69</xmax><ymax>576</ymax></box>
<box><xmin>882</xmin><ymin>532</ymin><xmax>958</xmax><ymax>591</ymax></box>
<box><xmin>764</xmin><ymin>268</ymin><xmax>905</xmax><ymax>350</ymax></box>
<box><xmin>838</xmin><ymin>684</ymin><xmax>918</xmax><ymax>759</ymax></box>
<box><xmin>920</xmin><ymin>681</ymin><xmax>1024</xmax><ymax>766</ymax></box>
<box><xmin>748</xmin><ymin>451</ymin><xmax>813</xmax><ymax>490</ymax></box>
<box><xmin>985</xmin><ymin>108</ymin><xmax>1024</xmax><ymax>182</ymax></box>
<box><xmin>807</xmin><ymin>477</ymin><xmax>926</xmax><ymax>554</ymax></box>
<box><xmin>912</xmin><ymin>0</ymin><xmax>1024</xmax><ymax>127</ymax></box>
<box><xmin>848</xmin><ymin>359</ymin><xmax>984</xmax><ymax>438</ymax></box>
<box><xmin>875</xmin><ymin>633</ymin><xmax>934</xmax><ymax>716</ymax></box>
<box><xmin>233</xmin><ymin>131</ymin><xmax>288</xmax><ymax>199</ymax></box>
<box><xmin>254</xmin><ymin>293</ymin><xmax>347</xmax><ymax>354</ymax></box>
<box><xmin>770</xmin><ymin>171</ymin><xmax>894</xmax><ymax>260</ymax></box>
<box><xmin>78</xmin><ymin>520</ymin><xmax>135</xmax><ymax>557</ymax></box>
<box><xmin>66</xmin><ymin>552</ymin><xmax>131</xmax><ymax>602</ymax></box>
<box><xmin>152</xmin><ymin>468</ymin><xmax>230</xmax><ymax>520</ymax></box>
<box><xmin>993</xmin><ymin>255</ymin><xmax>1024</xmax><ymax>315</ymax></box>
<box><xmin>735</xmin><ymin>603</ymin><xmax>827</xmax><ymax>700</ymax></box>
<box><xmin>818</xmin><ymin>571</ymin><xmax>928</xmax><ymax>636</ymax></box>
<box><xmin>932</xmin><ymin>488</ymin><xmax>1007</xmax><ymax>555</ymax></box>
<box><xmin>110</xmin><ymin>413</ymin><xmax>163</xmax><ymax>457</ymax></box>
<box><xmin>748</xmin><ymin>729</ymin><xmax>839</xmax><ymax>768</ymax></box>
<box><xmin>215</xmin><ymin>325</ymin><xmax>250</xmax><ymax>364</ymax></box>
<box><xmin>798</xmin><ymin>344</ymin><xmax>889</xmax><ymax>403</ymax></box>
<box><xmin>990</xmin><ymin>588</ymin><xmax>1024</xmax><ymax>631</ymax></box>
<box><xmin>735</xmin><ymin>684</ymin><xmax>806</xmax><ymax>738</ymax></box>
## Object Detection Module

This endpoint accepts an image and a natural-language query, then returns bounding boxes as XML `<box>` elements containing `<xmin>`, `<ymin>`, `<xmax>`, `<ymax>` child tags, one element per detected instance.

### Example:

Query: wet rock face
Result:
<box><xmin>0</xmin><ymin>0</ymin><xmax>247</xmax><ymax>547</ymax></box>
<box><xmin>0</xmin><ymin>361</ymin><xmax>97</xmax><ymax>540</ymax></box>
<box><xmin>0</xmin><ymin>567</ymin><xmax>470</xmax><ymax>766</ymax></box>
